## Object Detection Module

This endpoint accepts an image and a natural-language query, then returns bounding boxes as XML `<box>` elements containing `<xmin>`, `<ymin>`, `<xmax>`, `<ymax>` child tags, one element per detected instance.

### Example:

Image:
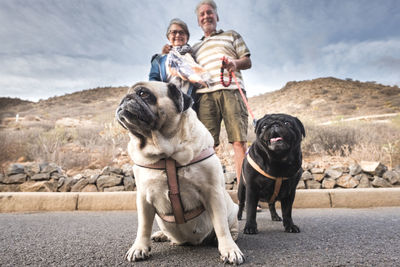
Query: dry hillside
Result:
<box><xmin>1</xmin><ymin>77</ymin><xmax>399</xmax><ymax>172</ymax></box>
<box><xmin>249</xmin><ymin>77</ymin><xmax>400</xmax><ymax>123</ymax></box>
<box><xmin>0</xmin><ymin>86</ymin><xmax>128</xmax><ymax>124</ymax></box>
<box><xmin>1</xmin><ymin>77</ymin><xmax>399</xmax><ymax>125</ymax></box>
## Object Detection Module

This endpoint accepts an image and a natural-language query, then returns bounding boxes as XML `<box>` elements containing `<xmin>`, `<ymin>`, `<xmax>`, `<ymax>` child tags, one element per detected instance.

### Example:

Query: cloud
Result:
<box><xmin>321</xmin><ymin>39</ymin><xmax>400</xmax><ymax>82</ymax></box>
<box><xmin>243</xmin><ymin>38</ymin><xmax>400</xmax><ymax>95</ymax></box>
<box><xmin>0</xmin><ymin>0</ymin><xmax>399</xmax><ymax>101</ymax></box>
<box><xmin>0</xmin><ymin>53</ymin><xmax>148</xmax><ymax>101</ymax></box>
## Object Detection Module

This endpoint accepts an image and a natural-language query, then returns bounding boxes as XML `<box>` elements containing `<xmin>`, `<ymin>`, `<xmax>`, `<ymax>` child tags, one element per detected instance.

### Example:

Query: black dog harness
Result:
<box><xmin>134</xmin><ymin>147</ymin><xmax>215</xmax><ymax>224</ymax></box>
<box><xmin>244</xmin><ymin>154</ymin><xmax>288</xmax><ymax>204</ymax></box>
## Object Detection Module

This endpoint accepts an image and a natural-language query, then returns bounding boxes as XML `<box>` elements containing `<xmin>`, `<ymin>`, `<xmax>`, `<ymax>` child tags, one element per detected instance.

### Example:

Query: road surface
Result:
<box><xmin>1</xmin><ymin>208</ymin><xmax>399</xmax><ymax>266</ymax></box>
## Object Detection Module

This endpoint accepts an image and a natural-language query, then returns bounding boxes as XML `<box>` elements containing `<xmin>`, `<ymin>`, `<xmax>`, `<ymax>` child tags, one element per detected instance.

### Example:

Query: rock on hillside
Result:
<box><xmin>248</xmin><ymin>77</ymin><xmax>400</xmax><ymax>122</ymax></box>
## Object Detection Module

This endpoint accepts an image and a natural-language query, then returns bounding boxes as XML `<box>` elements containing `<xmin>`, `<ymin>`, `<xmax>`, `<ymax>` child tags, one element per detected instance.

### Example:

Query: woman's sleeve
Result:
<box><xmin>149</xmin><ymin>54</ymin><xmax>161</xmax><ymax>81</ymax></box>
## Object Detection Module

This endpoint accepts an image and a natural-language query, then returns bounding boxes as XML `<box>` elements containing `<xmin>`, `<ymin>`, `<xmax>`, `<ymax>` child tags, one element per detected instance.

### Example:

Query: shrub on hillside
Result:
<box><xmin>303</xmin><ymin>124</ymin><xmax>356</xmax><ymax>156</ymax></box>
<box><xmin>303</xmin><ymin>121</ymin><xmax>400</xmax><ymax>167</ymax></box>
<box><xmin>0</xmin><ymin>121</ymin><xmax>129</xmax><ymax>172</ymax></box>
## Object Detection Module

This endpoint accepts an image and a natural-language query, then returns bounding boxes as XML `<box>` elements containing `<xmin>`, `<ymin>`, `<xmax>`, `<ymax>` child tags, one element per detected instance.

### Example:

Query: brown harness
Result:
<box><xmin>134</xmin><ymin>147</ymin><xmax>215</xmax><ymax>224</ymax></box>
<box><xmin>244</xmin><ymin>154</ymin><xmax>288</xmax><ymax>204</ymax></box>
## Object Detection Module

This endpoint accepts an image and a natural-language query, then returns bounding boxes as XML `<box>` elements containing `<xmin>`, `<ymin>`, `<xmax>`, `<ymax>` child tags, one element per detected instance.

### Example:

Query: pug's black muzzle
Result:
<box><xmin>115</xmin><ymin>95</ymin><xmax>157</xmax><ymax>135</ymax></box>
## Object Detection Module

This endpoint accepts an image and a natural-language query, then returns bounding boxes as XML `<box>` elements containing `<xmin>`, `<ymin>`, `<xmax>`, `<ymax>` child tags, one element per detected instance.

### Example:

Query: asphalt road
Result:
<box><xmin>1</xmin><ymin>208</ymin><xmax>399</xmax><ymax>266</ymax></box>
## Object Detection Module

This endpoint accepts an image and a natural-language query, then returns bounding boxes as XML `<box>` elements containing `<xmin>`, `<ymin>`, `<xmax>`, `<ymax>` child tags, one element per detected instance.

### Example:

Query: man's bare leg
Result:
<box><xmin>233</xmin><ymin>141</ymin><xmax>246</xmax><ymax>184</ymax></box>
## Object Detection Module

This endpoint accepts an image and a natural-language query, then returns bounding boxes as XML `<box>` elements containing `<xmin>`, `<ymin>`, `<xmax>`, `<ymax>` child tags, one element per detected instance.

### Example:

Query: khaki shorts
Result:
<box><xmin>197</xmin><ymin>90</ymin><xmax>248</xmax><ymax>146</ymax></box>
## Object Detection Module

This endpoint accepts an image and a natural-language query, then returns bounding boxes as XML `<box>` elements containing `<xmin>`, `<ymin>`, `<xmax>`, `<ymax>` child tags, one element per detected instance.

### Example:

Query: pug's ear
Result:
<box><xmin>182</xmin><ymin>92</ymin><xmax>194</xmax><ymax>111</ymax></box>
<box><xmin>167</xmin><ymin>83</ymin><xmax>193</xmax><ymax>113</ymax></box>
<box><xmin>294</xmin><ymin>117</ymin><xmax>306</xmax><ymax>138</ymax></box>
<box><xmin>255</xmin><ymin>114</ymin><xmax>269</xmax><ymax>135</ymax></box>
<box><xmin>254</xmin><ymin>119</ymin><xmax>262</xmax><ymax>135</ymax></box>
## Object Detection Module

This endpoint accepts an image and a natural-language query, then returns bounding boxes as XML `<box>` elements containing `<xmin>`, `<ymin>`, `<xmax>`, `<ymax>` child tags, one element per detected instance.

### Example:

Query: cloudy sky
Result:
<box><xmin>1</xmin><ymin>0</ymin><xmax>399</xmax><ymax>101</ymax></box>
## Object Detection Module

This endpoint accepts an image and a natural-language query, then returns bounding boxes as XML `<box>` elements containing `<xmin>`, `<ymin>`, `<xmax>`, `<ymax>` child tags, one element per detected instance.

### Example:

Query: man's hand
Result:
<box><xmin>222</xmin><ymin>57</ymin><xmax>237</xmax><ymax>73</ymax></box>
<box><xmin>222</xmin><ymin>56</ymin><xmax>251</xmax><ymax>72</ymax></box>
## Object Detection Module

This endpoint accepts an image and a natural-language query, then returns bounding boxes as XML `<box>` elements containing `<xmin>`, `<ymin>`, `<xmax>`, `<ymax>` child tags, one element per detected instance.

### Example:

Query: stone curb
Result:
<box><xmin>1</xmin><ymin>188</ymin><xmax>400</xmax><ymax>212</ymax></box>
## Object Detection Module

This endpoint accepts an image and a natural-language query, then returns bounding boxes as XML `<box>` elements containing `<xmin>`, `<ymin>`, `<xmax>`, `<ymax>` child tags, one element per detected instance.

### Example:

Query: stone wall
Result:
<box><xmin>1</xmin><ymin>161</ymin><xmax>399</xmax><ymax>192</ymax></box>
<box><xmin>298</xmin><ymin>161</ymin><xmax>400</xmax><ymax>189</ymax></box>
<box><xmin>0</xmin><ymin>163</ymin><xmax>134</xmax><ymax>192</ymax></box>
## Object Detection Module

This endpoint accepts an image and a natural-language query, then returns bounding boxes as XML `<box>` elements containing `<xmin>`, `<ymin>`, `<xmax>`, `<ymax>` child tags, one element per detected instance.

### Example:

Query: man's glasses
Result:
<box><xmin>169</xmin><ymin>30</ymin><xmax>186</xmax><ymax>36</ymax></box>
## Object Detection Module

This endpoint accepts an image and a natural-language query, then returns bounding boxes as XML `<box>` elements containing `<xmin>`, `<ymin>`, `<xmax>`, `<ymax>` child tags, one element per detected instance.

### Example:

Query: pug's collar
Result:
<box><xmin>134</xmin><ymin>147</ymin><xmax>215</xmax><ymax>170</ymax></box>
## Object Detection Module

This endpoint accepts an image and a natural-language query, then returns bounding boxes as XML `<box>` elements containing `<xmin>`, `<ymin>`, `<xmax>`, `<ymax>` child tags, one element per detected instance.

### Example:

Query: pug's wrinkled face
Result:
<box><xmin>116</xmin><ymin>81</ymin><xmax>192</xmax><ymax>148</ymax></box>
<box><xmin>255</xmin><ymin>114</ymin><xmax>305</xmax><ymax>155</ymax></box>
<box><xmin>116</xmin><ymin>83</ymin><xmax>160</xmax><ymax>138</ymax></box>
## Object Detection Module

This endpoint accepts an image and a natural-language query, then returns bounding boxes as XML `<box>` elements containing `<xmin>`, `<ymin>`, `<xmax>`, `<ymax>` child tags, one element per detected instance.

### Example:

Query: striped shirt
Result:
<box><xmin>192</xmin><ymin>30</ymin><xmax>250</xmax><ymax>93</ymax></box>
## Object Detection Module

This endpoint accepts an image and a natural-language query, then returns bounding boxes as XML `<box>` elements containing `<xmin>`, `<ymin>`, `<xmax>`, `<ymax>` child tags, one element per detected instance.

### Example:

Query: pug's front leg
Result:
<box><xmin>243</xmin><ymin>184</ymin><xmax>259</xmax><ymax>234</ymax></box>
<box><xmin>125</xmin><ymin>192</ymin><xmax>155</xmax><ymax>262</ymax></box>
<box><xmin>280</xmin><ymin>193</ymin><xmax>300</xmax><ymax>233</ymax></box>
<box><xmin>207</xmin><ymin>189</ymin><xmax>245</xmax><ymax>265</ymax></box>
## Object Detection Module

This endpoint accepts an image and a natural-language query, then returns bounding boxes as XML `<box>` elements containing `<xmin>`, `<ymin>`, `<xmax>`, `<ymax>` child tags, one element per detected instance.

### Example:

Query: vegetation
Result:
<box><xmin>1</xmin><ymin>78</ymin><xmax>399</xmax><ymax>173</ymax></box>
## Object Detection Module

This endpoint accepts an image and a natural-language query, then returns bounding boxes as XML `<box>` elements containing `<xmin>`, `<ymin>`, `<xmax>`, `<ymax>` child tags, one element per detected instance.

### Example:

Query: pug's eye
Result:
<box><xmin>137</xmin><ymin>89</ymin><xmax>149</xmax><ymax>99</ymax></box>
<box><xmin>284</xmin><ymin>121</ymin><xmax>291</xmax><ymax>126</ymax></box>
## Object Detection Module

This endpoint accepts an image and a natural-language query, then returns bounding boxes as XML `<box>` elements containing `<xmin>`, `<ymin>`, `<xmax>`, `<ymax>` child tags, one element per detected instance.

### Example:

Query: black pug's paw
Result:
<box><xmin>271</xmin><ymin>213</ymin><xmax>282</xmax><ymax>221</ymax></box>
<box><xmin>237</xmin><ymin>210</ymin><xmax>243</xmax><ymax>220</ymax></box>
<box><xmin>268</xmin><ymin>203</ymin><xmax>282</xmax><ymax>221</ymax></box>
<box><xmin>243</xmin><ymin>223</ymin><xmax>258</xmax><ymax>234</ymax></box>
<box><xmin>284</xmin><ymin>224</ymin><xmax>300</xmax><ymax>233</ymax></box>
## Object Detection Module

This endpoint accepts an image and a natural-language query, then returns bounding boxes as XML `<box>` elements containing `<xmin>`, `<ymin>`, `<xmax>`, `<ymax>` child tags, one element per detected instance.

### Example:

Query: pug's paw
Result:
<box><xmin>151</xmin><ymin>230</ymin><xmax>169</xmax><ymax>242</ymax></box>
<box><xmin>284</xmin><ymin>224</ymin><xmax>300</xmax><ymax>233</ymax></box>
<box><xmin>237</xmin><ymin>210</ymin><xmax>243</xmax><ymax>220</ymax></box>
<box><xmin>220</xmin><ymin>243</ymin><xmax>245</xmax><ymax>265</ymax></box>
<box><xmin>243</xmin><ymin>223</ymin><xmax>258</xmax><ymax>234</ymax></box>
<box><xmin>271</xmin><ymin>213</ymin><xmax>282</xmax><ymax>221</ymax></box>
<box><xmin>125</xmin><ymin>244</ymin><xmax>151</xmax><ymax>262</ymax></box>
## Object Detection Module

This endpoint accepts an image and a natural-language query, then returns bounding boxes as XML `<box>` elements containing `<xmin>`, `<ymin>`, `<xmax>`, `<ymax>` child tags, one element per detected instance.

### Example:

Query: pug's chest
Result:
<box><xmin>257</xmin><ymin>179</ymin><xmax>285</xmax><ymax>198</ymax></box>
<box><xmin>141</xmin><ymin>174</ymin><xmax>204</xmax><ymax>215</ymax></box>
<box><xmin>256</xmin><ymin>173</ymin><xmax>299</xmax><ymax>201</ymax></box>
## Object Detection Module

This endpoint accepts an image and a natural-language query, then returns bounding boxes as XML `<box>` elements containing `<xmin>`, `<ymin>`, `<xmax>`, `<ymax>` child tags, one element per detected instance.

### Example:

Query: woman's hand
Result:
<box><xmin>162</xmin><ymin>44</ymin><xmax>172</xmax><ymax>54</ymax></box>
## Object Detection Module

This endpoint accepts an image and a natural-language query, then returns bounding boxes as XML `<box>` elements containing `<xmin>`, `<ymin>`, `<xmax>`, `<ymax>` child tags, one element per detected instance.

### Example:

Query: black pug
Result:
<box><xmin>237</xmin><ymin>113</ymin><xmax>305</xmax><ymax>234</ymax></box>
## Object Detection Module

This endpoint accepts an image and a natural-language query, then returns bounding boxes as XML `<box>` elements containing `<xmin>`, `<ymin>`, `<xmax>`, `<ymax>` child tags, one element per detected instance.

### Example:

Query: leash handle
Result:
<box><xmin>220</xmin><ymin>57</ymin><xmax>256</xmax><ymax>126</ymax></box>
<box><xmin>220</xmin><ymin>58</ymin><xmax>232</xmax><ymax>87</ymax></box>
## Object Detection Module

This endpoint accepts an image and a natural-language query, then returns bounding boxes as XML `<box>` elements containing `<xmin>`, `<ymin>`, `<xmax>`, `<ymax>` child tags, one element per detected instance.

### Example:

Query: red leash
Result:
<box><xmin>221</xmin><ymin>57</ymin><xmax>256</xmax><ymax>125</ymax></box>
<box><xmin>220</xmin><ymin>60</ymin><xmax>232</xmax><ymax>87</ymax></box>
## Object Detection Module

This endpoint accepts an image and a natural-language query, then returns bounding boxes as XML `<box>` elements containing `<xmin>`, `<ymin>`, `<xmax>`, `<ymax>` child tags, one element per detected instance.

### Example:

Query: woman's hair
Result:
<box><xmin>166</xmin><ymin>18</ymin><xmax>190</xmax><ymax>41</ymax></box>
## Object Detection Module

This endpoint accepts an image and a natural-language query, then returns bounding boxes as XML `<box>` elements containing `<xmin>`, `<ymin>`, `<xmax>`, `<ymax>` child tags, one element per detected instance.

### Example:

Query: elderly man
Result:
<box><xmin>192</xmin><ymin>0</ymin><xmax>252</xmax><ymax>184</ymax></box>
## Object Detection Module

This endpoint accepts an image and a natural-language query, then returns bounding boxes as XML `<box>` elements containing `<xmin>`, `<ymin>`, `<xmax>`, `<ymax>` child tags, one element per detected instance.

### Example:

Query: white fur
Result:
<box><xmin>123</xmin><ymin>82</ymin><xmax>244</xmax><ymax>265</ymax></box>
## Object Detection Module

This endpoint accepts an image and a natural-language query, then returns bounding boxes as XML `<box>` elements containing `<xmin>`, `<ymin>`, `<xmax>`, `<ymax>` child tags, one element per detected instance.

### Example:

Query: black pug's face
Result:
<box><xmin>115</xmin><ymin>81</ymin><xmax>192</xmax><ymax>148</ymax></box>
<box><xmin>255</xmin><ymin>114</ymin><xmax>305</xmax><ymax>155</ymax></box>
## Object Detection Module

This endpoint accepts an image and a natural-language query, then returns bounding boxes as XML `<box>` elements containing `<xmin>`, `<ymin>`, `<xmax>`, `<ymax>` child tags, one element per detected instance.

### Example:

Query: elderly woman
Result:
<box><xmin>149</xmin><ymin>18</ymin><xmax>206</xmax><ymax>97</ymax></box>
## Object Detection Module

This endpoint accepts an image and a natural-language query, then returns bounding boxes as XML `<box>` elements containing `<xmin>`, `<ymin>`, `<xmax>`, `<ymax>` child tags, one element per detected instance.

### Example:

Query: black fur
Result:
<box><xmin>167</xmin><ymin>83</ymin><xmax>193</xmax><ymax>113</ymax></box>
<box><xmin>237</xmin><ymin>113</ymin><xmax>305</xmax><ymax>234</ymax></box>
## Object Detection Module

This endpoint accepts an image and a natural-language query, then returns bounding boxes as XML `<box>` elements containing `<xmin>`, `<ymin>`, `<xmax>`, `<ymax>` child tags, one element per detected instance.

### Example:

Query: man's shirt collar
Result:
<box><xmin>200</xmin><ymin>29</ymin><xmax>224</xmax><ymax>40</ymax></box>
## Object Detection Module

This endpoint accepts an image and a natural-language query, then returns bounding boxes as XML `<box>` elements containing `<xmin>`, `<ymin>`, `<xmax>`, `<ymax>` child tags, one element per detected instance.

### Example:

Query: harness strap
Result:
<box><xmin>157</xmin><ymin>206</ymin><xmax>205</xmax><ymax>223</ymax></box>
<box><xmin>246</xmin><ymin>154</ymin><xmax>288</xmax><ymax>204</ymax></box>
<box><xmin>269</xmin><ymin>177</ymin><xmax>283</xmax><ymax>204</ymax></box>
<box><xmin>135</xmin><ymin>147</ymin><xmax>215</xmax><ymax>224</ymax></box>
<box><xmin>166</xmin><ymin>158</ymin><xmax>186</xmax><ymax>224</ymax></box>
